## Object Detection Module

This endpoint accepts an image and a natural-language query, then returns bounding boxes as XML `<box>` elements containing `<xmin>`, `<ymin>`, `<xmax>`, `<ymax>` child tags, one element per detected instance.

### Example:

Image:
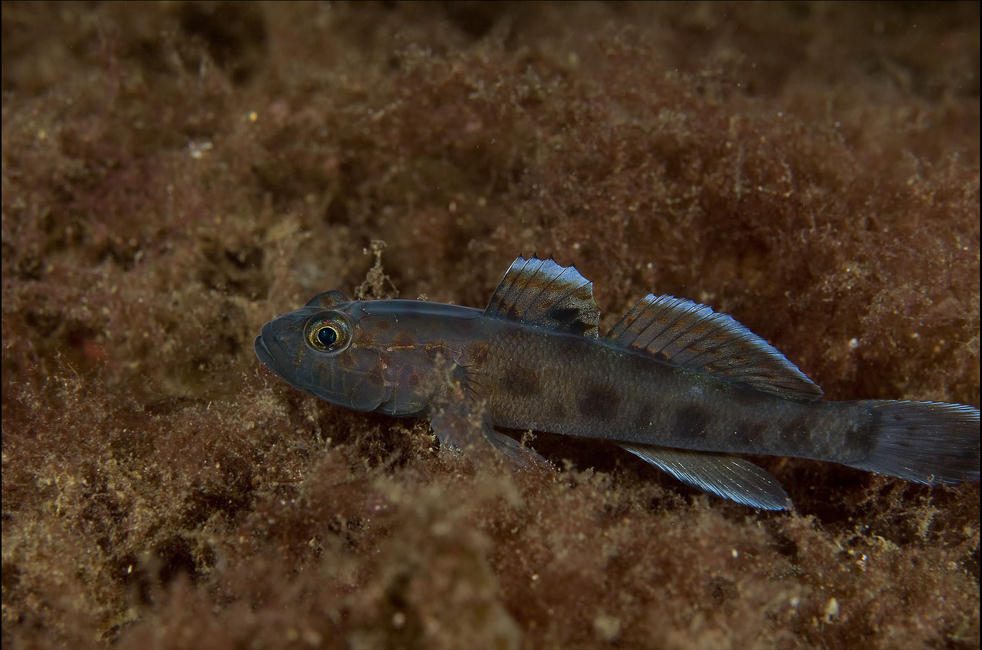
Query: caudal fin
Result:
<box><xmin>853</xmin><ymin>401</ymin><xmax>980</xmax><ymax>485</ymax></box>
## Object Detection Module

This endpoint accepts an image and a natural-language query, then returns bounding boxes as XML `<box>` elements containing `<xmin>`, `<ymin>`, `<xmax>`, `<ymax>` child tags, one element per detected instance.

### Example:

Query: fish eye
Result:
<box><xmin>305</xmin><ymin>313</ymin><xmax>351</xmax><ymax>352</ymax></box>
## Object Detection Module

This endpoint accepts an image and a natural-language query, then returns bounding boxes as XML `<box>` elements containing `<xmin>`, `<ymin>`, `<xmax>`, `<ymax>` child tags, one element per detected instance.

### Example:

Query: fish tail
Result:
<box><xmin>851</xmin><ymin>400</ymin><xmax>980</xmax><ymax>485</ymax></box>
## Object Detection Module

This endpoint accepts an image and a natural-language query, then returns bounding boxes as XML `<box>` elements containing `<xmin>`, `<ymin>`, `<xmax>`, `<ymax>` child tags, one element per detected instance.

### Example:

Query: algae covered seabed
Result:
<box><xmin>2</xmin><ymin>4</ymin><xmax>979</xmax><ymax>649</ymax></box>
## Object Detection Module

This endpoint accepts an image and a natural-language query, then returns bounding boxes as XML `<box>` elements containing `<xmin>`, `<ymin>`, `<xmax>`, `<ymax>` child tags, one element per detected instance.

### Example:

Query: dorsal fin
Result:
<box><xmin>607</xmin><ymin>294</ymin><xmax>823</xmax><ymax>401</ymax></box>
<box><xmin>484</xmin><ymin>257</ymin><xmax>600</xmax><ymax>337</ymax></box>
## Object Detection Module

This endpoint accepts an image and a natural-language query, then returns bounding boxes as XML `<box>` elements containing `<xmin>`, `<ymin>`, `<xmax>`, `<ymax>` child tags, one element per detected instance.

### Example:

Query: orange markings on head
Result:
<box><xmin>465</xmin><ymin>342</ymin><xmax>489</xmax><ymax>365</ymax></box>
<box><xmin>424</xmin><ymin>343</ymin><xmax>448</xmax><ymax>359</ymax></box>
<box><xmin>353</xmin><ymin>327</ymin><xmax>376</xmax><ymax>346</ymax></box>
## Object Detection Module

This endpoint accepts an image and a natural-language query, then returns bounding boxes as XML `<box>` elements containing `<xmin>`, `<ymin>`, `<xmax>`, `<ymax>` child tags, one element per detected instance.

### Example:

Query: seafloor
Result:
<box><xmin>2</xmin><ymin>3</ymin><xmax>979</xmax><ymax>649</ymax></box>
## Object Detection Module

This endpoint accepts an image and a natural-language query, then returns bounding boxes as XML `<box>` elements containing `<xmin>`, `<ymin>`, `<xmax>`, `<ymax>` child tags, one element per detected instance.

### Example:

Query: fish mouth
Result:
<box><xmin>255</xmin><ymin>315</ymin><xmax>305</xmax><ymax>378</ymax></box>
<box><xmin>254</xmin><ymin>334</ymin><xmax>275</xmax><ymax>369</ymax></box>
<box><xmin>254</xmin><ymin>322</ymin><xmax>298</xmax><ymax>381</ymax></box>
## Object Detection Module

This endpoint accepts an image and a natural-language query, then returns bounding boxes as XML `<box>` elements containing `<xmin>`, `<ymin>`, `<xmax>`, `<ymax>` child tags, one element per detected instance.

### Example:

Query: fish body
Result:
<box><xmin>486</xmin><ymin>322</ymin><xmax>869</xmax><ymax>460</ymax></box>
<box><xmin>256</xmin><ymin>257</ymin><xmax>980</xmax><ymax>509</ymax></box>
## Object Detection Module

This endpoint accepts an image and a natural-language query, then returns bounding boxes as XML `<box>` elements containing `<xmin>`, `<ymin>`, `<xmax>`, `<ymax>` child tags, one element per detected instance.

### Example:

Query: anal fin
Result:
<box><xmin>620</xmin><ymin>443</ymin><xmax>792</xmax><ymax>510</ymax></box>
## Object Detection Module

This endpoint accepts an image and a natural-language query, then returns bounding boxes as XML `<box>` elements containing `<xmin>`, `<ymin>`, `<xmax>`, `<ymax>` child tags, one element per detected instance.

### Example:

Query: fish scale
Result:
<box><xmin>255</xmin><ymin>256</ymin><xmax>980</xmax><ymax>510</ymax></box>
<box><xmin>484</xmin><ymin>321</ymin><xmax>872</xmax><ymax>462</ymax></box>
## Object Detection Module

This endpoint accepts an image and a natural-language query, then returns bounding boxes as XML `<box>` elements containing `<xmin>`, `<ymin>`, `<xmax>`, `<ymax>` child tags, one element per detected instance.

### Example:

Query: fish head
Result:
<box><xmin>255</xmin><ymin>290</ymin><xmax>390</xmax><ymax>412</ymax></box>
<box><xmin>255</xmin><ymin>290</ymin><xmax>486</xmax><ymax>415</ymax></box>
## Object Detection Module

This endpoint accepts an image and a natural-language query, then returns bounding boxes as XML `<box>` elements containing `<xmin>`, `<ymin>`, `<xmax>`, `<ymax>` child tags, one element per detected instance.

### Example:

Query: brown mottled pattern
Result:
<box><xmin>673</xmin><ymin>405</ymin><xmax>712</xmax><ymax>441</ymax></box>
<box><xmin>353</xmin><ymin>326</ymin><xmax>376</xmax><ymax>347</ymax></box>
<box><xmin>485</xmin><ymin>319</ymin><xmax>865</xmax><ymax>462</ymax></box>
<box><xmin>576</xmin><ymin>384</ymin><xmax>621</xmax><ymax>421</ymax></box>
<box><xmin>392</xmin><ymin>331</ymin><xmax>416</xmax><ymax>348</ymax></box>
<box><xmin>256</xmin><ymin>262</ymin><xmax>976</xmax><ymax>492</ymax></box>
<box><xmin>506</xmin><ymin>364</ymin><xmax>542</xmax><ymax>397</ymax></box>
<box><xmin>463</xmin><ymin>342</ymin><xmax>490</xmax><ymax>366</ymax></box>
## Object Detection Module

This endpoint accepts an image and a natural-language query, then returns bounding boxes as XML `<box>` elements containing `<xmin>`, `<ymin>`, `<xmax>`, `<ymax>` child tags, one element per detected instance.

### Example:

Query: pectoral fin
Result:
<box><xmin>620</xmin><ymin>443</ymin><xmax>792</xmax><ymax>510</ymax></box>
<box><xmin>429</xmin><ymin>407</ymin><xmax>492</xmax><ymax>455</ymax></box>
<box><xmin>484</xmin><ymin>430</ymin><xmax>553</xmax><ymax>470</ymax></box>
<box><xmin>429</xmin><ymin>401</ymin><xmax>549</xmax><ymax>469</ymax></box>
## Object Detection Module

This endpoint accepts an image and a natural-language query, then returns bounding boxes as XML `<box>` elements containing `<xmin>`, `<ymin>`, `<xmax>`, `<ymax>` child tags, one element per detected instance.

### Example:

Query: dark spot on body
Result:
<box><xmin>508</xmin><ymin>365</ymin><xmax>541</xmax><ymax>396</ymax></box>
<box><xmin>578</xmin><ymin>385</ymin><xmax>620</xmax><ymax>421</ymax></box>
<box><xmin>782</xmin><ymin>416</ymin><xmax>812</xmax><ymax>453</ymax></box>
<box><xmin>735</xmin><ymin>420</ymin><xmax>768</xmax><ymax>447</ymax></box>
<box><xmin>729</xmin><ymin>426</ymin><xmax>755</xmax><ymax>450</ymax></box>
<box><xmin>635</xmin><ymin>403</ymin><xmax>656</xmax><ymax>430</ymax></box>
<box><xmin>673</xmin><ymin>405</ymin><xmax>711</xmax><ymax>440</ymax></box>
<box><xmin>548</xmin><ymin>400</ymin><xmax>567</xmax><ymax>422</ymax></box>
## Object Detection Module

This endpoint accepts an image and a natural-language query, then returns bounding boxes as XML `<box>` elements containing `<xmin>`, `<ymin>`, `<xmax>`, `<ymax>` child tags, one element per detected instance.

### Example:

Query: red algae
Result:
<box><xmin>2</xmin><ymin>3</ymin><xmax>978</xmax><ymax>649</ymax></box>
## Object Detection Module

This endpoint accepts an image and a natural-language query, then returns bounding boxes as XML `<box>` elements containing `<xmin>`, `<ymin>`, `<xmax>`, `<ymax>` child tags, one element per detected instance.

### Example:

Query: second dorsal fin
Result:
<box><xmin>484</xmin><ymin>257</ymin><xmax>600</xmax><ymax>337</ymax></box>
<box><xmin>607</xmin><ymin>294</ymin><xmax>823</xmax><ymax>401</ymax></box>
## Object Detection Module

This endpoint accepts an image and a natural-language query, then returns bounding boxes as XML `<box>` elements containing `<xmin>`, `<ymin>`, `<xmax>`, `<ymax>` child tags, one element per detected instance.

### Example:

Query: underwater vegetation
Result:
<box><xmin>3</xmin><ymin>3</ymin><xmax>979</xmax><ymax>649</ymax></box>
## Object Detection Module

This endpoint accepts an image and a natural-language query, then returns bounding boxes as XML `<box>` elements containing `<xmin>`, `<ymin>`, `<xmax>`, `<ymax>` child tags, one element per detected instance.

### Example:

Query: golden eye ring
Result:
<box><xmin>305</xmin><ymin>314</ymin><xmax>350</xmax><ymax>352</ymax></box>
